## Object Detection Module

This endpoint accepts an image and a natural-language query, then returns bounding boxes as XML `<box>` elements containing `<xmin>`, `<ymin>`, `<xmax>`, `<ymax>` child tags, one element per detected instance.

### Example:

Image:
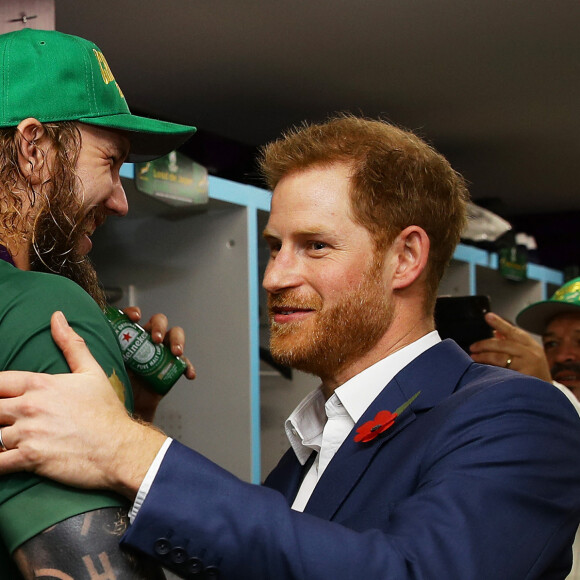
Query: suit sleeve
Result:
<box><xmin>120</xmin><ymin>377</ymin><xmax>580</xmax><ymax>579</ymax></box>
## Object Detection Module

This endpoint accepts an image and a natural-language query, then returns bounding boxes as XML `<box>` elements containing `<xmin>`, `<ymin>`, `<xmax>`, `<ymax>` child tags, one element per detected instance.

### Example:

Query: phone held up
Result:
<box><xmin>434</xmin><ymin>295</ymin><xmax>493</xmax><ymax>354</ymax></box>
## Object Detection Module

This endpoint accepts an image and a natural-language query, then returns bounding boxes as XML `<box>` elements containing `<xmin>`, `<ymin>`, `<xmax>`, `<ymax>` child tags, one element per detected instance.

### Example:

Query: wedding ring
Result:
<box><xmin>0</xmin><ymin>427</ymin><xmax>8</xmax><ymax>452</ymax></box>
<box><xmin>505</xmin><ymin>357</ymin><xmax>513</xmax><ymax>369</ymax></box>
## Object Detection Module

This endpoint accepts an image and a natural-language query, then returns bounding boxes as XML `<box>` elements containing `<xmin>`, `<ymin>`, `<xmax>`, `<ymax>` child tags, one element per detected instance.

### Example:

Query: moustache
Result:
<box><xmin>551</xmin><ymin>361</ymin><xmax>580</xmax><ymax>376</ymax></box>
<box><xmin>267</xmin><ymin>292</ymin><xmax>321</xmax><ymax>312</ymax></box>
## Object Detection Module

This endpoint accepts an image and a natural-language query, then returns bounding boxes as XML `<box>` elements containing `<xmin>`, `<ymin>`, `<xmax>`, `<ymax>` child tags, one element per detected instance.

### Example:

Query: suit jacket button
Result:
<box><xmin>205</xmin><ymin>565</ymin><xmax>221</xmax><ymax>578</ymax></box>
<box><xmin>170</xmin><ymin>547</ymin><xmax>188</xmax><ymax>564</ymax></box>
<box><xmin>154</xmin><ymin>538</ymin><xmax>172</xmax><ymax>555</ymax></box>
<box><xmin>186</xmin><ymin>557</ymin><xmax>204</xmax><ymax>574</ymax></box>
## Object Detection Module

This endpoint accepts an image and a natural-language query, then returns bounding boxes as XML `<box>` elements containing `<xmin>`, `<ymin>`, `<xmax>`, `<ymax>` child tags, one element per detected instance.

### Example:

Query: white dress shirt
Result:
<box><xmin>288</xmin><ymin>331</ymin><xmax>441</xmax><ymax>511</ymax></box>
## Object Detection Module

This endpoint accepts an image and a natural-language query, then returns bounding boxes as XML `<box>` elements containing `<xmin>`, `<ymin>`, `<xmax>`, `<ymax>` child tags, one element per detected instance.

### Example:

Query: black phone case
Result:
<box><xmin>434</xmin><ymin>295</ymin><xmax>493</xmax><ymax>353</ymax></box>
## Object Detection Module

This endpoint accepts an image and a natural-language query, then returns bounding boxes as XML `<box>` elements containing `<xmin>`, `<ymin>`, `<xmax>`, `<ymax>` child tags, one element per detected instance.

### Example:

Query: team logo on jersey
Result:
<box><xmin>108</xmin><ymin>369</ymin><xmax>126</xmax><ymax>405</ymax></box>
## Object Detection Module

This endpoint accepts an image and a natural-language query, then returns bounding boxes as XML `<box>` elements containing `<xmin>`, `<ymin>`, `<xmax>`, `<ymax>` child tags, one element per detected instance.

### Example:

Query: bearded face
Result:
<box><xmin>268</xmin><ymin>256</ymin><xmax>393</xmax><ymax>379</ymax></box>
<box><xmin>29</xmin><ymin>194</ymin><xmax>107</xmax><ymax>308</ymax></box>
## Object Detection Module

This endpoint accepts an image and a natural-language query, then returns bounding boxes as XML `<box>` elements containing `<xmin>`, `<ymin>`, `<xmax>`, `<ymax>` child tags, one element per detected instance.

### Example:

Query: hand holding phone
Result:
<box><xmin>434</xmin><ymin>295</ymin><xmax>493</xmax><ymax>353</ymax></box>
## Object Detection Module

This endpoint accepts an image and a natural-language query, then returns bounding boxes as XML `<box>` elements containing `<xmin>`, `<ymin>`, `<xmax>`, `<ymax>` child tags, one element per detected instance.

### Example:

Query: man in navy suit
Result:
<box><xmin>0</xmin><ymin>115</ymin><xmax>579</xmax><ymax>579</ymax></box>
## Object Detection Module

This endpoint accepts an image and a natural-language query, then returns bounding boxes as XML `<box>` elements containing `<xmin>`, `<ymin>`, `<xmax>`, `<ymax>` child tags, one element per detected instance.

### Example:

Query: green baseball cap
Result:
<box><xmin>516</xmin><ymin>277</ymin><xmax>580</xmax><ymax>335</ymax></box>
<box><xmin>0</xmin><ymin>28</ymin><xmax>196</xmax><ymax>162</ymax></box>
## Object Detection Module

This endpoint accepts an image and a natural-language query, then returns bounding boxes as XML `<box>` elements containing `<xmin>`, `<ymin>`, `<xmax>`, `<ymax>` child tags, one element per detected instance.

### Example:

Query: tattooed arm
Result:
<box><xmin>12</xmin><ymin>507</ymin><xmax>166</xmax><ymax>579</ymax></box>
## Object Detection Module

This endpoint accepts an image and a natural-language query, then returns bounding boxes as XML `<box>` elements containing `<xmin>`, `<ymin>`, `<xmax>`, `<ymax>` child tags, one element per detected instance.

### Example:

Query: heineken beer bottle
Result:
<box><xmin>104</xmin><ymin>305</ymin><xmax>187</xmax><ymax>395</ymax></box>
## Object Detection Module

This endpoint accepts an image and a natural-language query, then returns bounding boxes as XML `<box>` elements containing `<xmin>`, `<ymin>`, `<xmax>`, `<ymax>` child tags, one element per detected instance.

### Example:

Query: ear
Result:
<box><xmin>15</xmin><ymin>118</ymin><xmax>48</xmax><ymax>185</ymax></box>
<box><xmin>390</xmin><ymin>226</ymin><xmax>430</xmax><ymax>290</ymax></box>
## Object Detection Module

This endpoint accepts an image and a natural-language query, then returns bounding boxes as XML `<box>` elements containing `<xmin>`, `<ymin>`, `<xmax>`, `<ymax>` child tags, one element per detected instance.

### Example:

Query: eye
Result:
<box><xmin>308</xmin><ymin>241</ymin><xmax>327</xmax><ymax>251</ymax></box>
<box><xmin>266</xmin><ymin>239</ymin><xmax>281</xmax><ymax>258</ymax></box>
<box><xmin>543</xmin><ymin>340</ymin><xmax>558</xmax><ymax>351</ymax></box>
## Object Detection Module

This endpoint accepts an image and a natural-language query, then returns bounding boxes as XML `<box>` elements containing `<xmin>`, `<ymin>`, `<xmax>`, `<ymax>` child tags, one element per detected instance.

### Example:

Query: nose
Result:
<box><xmin>262</xmin><ymin>247</ymin><xmax>301</xmax><ymax>294</ymax></box>
<box><xmin>105</xmin><ymin>176</ymin><xmax>129</xmax><ymax>217</ymax></box>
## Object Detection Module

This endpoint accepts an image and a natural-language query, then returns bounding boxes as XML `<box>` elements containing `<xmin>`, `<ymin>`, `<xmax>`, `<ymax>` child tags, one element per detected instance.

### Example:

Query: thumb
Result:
<box><xmin>51</xmin><ymin>311</ymin><xmax>104</xmax><ymax>375</ymax></box>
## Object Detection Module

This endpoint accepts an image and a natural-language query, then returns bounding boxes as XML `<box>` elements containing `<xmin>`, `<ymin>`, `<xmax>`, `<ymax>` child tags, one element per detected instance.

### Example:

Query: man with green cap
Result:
<box><xmin>471</xmin><ymin>277</ymin><xmax>580</xmax><ymax>401</ymax></box>
<box><xmin>0</xmin><ymin>28</ymin><xmax>195</xmax><ymax>577</ymax></box>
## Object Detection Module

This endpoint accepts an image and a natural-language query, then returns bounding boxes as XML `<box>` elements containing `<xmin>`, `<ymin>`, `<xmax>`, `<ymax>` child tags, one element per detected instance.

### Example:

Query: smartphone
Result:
<box><xmin>434</xmin><ymin>295</ymin><xmax>493</xmax><ymax>353</ymax></box>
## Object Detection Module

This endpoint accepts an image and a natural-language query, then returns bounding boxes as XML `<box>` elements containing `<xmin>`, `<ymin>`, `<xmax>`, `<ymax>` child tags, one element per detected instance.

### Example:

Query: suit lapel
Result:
<box><xmin>263</xmin><ymin>447</ymin><xmax>318</xmax><ymax>504</ymax></box>
<box><xmin>303</xmin><ymin>339</ymin><xmax>472</xmax><ymax>519</ymax></box>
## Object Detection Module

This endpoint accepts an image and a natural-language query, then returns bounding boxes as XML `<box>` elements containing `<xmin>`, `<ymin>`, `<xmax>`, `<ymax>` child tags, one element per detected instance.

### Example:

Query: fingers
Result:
<box><xmin>482</xmin><ymin>312</ymin><xmax>517</xmax><ymax>337</ymax></box>
<box><xmin>122</xmin><ymin>306</ymin><xmax>142</xmax><ymax>323</ymax></box>
<box><xmin>119</xmin><ymin>309</ymin><xmax>195</xmax><ymax>380</ymax></box>
<box><xmin>0</xmin><ymin>370</ymin><xmax>37</xmax><ymax>398</ymax></box>
<box><xmin>50</xmin><ymin>312</ymin><xmax>105</xmax><ymax>376</ymax></box>
<box><xmin>470</xmin><ymin>349</ymin><xmax>515</xmax><ymax>369</ymax></box>
<box><xmin>165</xmin><ymin>325</ymin><xmax>185</xmax><ymax>355</ymax></box>
<box><xmin>470</xmin><ymin>337</ymin><xmax>514</xmax><ymax>355</ymax></box>
<box><xmin>181</xmin><ymin>355</ymin><xmax>197</xmax><ymax>380</ymax></box>
<box><xmin>143</xmin><ymin>315</ymin><xmax>188</xmax><ymax>362</ymax></box>
<box><xmin>0</xmin><ymin>447</ymin><xmax>32</xmax><ymax>475</ymax></box>
<box><xmin>142</xmin><ymin>312</ymin><xmax>168</xmax><ymax>344</ymax></box>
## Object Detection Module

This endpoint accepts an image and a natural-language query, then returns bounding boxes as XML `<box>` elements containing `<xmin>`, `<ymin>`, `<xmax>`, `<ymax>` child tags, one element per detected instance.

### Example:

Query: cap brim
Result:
<box><xmin>516</xmin><ymin>301</ymin><xmax>580</xmax><ymax>335</ymax></box>
<box><xmin>79</xmin><ymin>113</ymin><xmax>196</xmax><ymax>162</ymax></box>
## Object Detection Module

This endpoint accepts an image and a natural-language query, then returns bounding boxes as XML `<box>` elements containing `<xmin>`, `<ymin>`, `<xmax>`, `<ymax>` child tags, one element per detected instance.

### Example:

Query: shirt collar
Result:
<box><xmin>0</xmin><ymin>244</ymin><xmax>15</xmax><ymax>266</ymax></box>
<box><xmin>336</xmin><ymin>331</ymin><xmax>441</xmax><ymax>423</ymax></box>
<box><xmin>285</xmin><ymin>331</ymin><xmax>441</xmax><ymax>464</ymax></box>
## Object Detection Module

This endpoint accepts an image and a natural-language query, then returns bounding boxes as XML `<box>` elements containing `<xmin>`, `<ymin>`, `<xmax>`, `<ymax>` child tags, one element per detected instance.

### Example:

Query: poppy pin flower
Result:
<box><xmin>354</xmin><ymin>391</ymin><xmax>421</xmax><ymax>443</ymax></box>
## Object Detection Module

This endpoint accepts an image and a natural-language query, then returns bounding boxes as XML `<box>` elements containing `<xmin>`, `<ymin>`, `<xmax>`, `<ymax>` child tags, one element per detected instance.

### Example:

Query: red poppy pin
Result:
<box><xmin>354</xmin><ymin>391</ymin><xmax>421</xmax><ymax>443</ymax></box>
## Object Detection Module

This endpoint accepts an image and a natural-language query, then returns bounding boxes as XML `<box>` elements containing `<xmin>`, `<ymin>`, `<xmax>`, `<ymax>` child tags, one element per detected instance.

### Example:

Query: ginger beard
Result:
<box><xmin>268</xmin><ymin>256</ymin><xmax>394</xmax><ymax>379</ymax></box>
<box><xmin>29</xmin><ymin>195</ymin><xmax>107</xmax><ymax>308</ymax></box>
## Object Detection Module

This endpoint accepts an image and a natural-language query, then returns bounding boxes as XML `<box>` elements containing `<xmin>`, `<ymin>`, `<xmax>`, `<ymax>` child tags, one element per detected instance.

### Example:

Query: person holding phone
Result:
<box><xmin>470</xmin><ymin>277</ymin><xmax>580</xmax><ymax>402</ymax></box>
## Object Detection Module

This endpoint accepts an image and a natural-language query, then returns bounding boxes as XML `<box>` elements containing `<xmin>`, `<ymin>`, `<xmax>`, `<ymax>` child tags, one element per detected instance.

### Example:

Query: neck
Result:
<box><xmin>319</xmin><ymin>315</ymin><xmax>434</xmax><ymax>399</ymax></box>
<box><xmin>0</xmin><ymin>239</ymin><xmax>29</xmax><ymax>270</ymax></box>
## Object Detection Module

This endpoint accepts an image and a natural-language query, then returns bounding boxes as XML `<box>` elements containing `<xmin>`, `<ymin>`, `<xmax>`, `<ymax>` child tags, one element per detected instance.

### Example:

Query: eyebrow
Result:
<box><xmin>109</xmin><ymin>136</ymin><xmax>131</xmax><ymax>160</ymax></box>
<box><xmin>543</xmin><ymin>329</ymin><xmax>580</xmax><ymax>338</ymax></box>
<box><xmin>262</xmin><ymin>227</ymin><xmax>331</xmax><ymax>239</ymax></box>
<box><xmin>115</xmin><ymin>143</ymin><xmax>131</xmax><ymax>160</ymax></box>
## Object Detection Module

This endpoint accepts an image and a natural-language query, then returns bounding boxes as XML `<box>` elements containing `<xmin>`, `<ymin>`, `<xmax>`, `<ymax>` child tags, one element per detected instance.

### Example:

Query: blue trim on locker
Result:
<box><xmin>208</xmin><ymin>176</ymin><xmax>270</xmax><ymax>483</ymax></box>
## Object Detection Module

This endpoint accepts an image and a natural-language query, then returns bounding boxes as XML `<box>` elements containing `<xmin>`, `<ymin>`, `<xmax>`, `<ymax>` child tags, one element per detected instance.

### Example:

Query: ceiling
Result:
<box><xmin>51</xmin><ymin>1</ymin><xmax>579</xmax><ymax>271</ymax></box>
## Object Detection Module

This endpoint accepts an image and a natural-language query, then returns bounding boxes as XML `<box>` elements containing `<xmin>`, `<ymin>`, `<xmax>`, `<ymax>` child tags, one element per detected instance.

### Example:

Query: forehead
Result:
<box><xmin>268</xmin><ymin>163</ymin><xmax>354</xmax><ymax>224</ymax></box>
<box><xmin>77</xmin><ymin>123</ymin><xmax>131</xmax><ymax>156</ymax></box>
<box><xmin>545</xmin><ymin>312</ymin><xmax>580</xmax><ymax>335</ymax></box>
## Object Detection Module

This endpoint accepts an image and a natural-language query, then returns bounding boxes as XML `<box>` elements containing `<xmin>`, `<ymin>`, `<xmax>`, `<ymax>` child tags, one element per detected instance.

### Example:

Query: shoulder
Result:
<box><xmin>0</xmin><ymin>265</ymin><xmax>131</xmax><ymax>405</ymax></box>
<box><xmin>0</xmin><ymin>265</ymin><xmax>106</xmax><ymax>335</ymax></box>
<box><xmin>458</xmin><ymin>362</ymin><xmax>577</xmax><ymax>414</ymax></box>
<box><xmin>423</xmin><ymin>364</ymin><xmax>580</xmax><ymax>460</ymax></box>
<box><xmin>0</xmin><ymin>263</ymin><xmax>94</xmax><ymax>307</ymax></box>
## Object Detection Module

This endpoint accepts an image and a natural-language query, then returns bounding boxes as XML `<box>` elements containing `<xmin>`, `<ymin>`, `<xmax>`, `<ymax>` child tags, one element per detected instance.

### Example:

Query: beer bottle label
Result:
<box><xmin>103</xmin><ymin>306</ymin><xmax>187</xmax><ymax>395</ymax></box>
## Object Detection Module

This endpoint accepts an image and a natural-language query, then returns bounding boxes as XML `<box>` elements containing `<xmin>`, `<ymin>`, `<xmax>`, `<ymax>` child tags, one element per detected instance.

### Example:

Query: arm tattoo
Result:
<box><xmin>12</xmin><ymin>507</ymin><xmax>166</xmax><ymax>579</ymax></box>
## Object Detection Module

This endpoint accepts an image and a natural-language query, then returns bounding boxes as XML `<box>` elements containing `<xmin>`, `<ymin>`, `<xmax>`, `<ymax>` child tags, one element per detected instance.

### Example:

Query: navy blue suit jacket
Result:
<box><xmin>121</xmin><ymin>340</ymin><xmax>580</xmax><ymax>579</ymax></box>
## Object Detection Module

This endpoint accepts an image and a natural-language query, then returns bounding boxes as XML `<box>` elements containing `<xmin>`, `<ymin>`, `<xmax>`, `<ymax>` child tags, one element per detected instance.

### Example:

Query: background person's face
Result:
<box><xmin>543</xmin><ymin>312</ymin><xmax>580</xmax><ymax>398</ymax></box>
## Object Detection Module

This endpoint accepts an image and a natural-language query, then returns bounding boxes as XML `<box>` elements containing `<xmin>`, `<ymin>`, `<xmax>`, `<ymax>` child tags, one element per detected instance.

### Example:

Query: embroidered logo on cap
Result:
<box><xmin>93</xmin><ymin>49</ymin><xmax>124</xmax><ymax>98</ymax></box>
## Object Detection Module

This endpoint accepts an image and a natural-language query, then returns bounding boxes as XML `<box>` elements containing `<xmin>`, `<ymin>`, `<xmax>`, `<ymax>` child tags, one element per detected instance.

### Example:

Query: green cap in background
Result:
<box><xmin>516</xmin><ymin>277</ymin><xmax>580</xmax><ymax>335</ymax></box>
<box><xmin>0</xmin><ymin>28</ymin><xmax>196</xmax><ymax>161</ymax></box>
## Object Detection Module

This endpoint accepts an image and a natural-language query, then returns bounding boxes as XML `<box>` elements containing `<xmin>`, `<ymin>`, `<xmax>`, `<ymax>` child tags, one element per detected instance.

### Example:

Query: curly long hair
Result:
<box><xmin>0</xmin><ymin>122</ymin><xmax>106</xmax><ymax>307</ymax></box>
<box><xmin>0</xmin><ymin>121</ymin><xmax>82</xmax><ymax>254</ymax></box>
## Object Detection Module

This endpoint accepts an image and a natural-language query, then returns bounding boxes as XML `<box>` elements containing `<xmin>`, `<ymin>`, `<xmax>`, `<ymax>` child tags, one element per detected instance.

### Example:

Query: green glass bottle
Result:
<box><xmin>104</xmin><ymin>305</ymin><xmax>187</xmax><ymax>395</ymax></box>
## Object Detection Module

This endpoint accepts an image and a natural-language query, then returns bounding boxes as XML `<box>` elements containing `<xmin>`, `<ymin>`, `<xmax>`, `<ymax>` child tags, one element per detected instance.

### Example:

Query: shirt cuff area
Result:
<box><xmin>129</xmin><ymin>437</ymin><xmax>173</xmax><ymax>522</ymax></box>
